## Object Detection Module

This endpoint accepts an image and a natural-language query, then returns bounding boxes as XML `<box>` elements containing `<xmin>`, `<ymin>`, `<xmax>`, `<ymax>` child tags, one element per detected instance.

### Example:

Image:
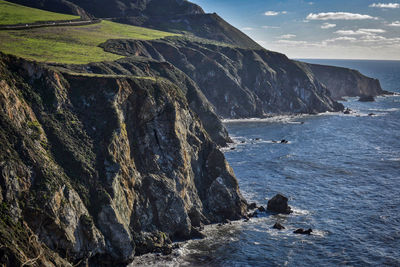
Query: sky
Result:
<box><xmin>190</xmin><ymin>0</ymin><xmax>400</xmax><ymax>59</ymax></box>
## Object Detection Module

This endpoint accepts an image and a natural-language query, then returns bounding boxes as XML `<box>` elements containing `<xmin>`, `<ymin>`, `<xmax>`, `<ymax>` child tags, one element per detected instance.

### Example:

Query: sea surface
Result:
<box><xmin>131</xmin><ymin>60</ymin><xmax>400</xmax><ymax>266</ymax></box>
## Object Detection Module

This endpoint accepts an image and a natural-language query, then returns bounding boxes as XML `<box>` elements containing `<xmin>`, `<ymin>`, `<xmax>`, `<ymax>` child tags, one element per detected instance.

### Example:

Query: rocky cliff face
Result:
<box><xmin>303</xmin><ymin>62</ymin><xmax>387</xmax><ymax>100</ymax></box>
<box><xmin>101</xmin><ymin>39</ymin><xmax>344</xmax><ymax>118</ymax></box>
<box><xmin>0</xmin><ymin>53</ymin><xmax>247</xmax><ymax>265</ymax></box>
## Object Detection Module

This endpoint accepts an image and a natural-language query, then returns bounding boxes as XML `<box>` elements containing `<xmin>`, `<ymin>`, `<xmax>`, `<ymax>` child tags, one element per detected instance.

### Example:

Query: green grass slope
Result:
<box><xmin>0</xmin><ymin>1</ymin><xmax>179</xmax><ymax>64</ymax></box>
<box><xmin>0</xmin><ymin>0</ymin><xmax>78</xmax><ymax>25</ymax></box>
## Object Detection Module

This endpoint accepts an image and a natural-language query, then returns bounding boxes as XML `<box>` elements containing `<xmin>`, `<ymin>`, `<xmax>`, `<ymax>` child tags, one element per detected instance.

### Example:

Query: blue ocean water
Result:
<box><xmin>131</xmin><ymin>60</ymin><xmax>400</xmax><ymax>266</ymax></box>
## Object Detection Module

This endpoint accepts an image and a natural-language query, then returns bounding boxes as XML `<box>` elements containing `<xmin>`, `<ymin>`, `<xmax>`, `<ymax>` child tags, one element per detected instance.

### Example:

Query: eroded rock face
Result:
<box><xmin>0</xmin><ymin>54</ymin><xmax>247</xmax><ymax>265</ymax></box>
<box><xmin>101</xmin><ymin>39</ymin><xmax>344</xmax><ymax>118</ymax></box>
<box><xmin>303</xmin><ymin>62</ymin><xmax>387</xmax><ymax>100</ymax></box>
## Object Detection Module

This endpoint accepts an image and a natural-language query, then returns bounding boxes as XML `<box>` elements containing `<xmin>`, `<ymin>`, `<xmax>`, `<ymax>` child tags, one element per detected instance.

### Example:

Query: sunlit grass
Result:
<box><xmin>0</xmin><ymin>0</ymin><xmax>78</xmax><ymax>25</ymax></box>
<box><xmin>0</xmin><ymin>20</ymin><xmax>179</xmax><ymax>64</ymax></box>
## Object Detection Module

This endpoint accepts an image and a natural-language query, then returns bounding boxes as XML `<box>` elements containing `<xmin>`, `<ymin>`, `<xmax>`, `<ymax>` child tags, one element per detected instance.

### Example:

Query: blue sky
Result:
<box><xmin>190</xmin><ymin>0</ymin><xmax>400</xmax><ymax>59</ymax></box>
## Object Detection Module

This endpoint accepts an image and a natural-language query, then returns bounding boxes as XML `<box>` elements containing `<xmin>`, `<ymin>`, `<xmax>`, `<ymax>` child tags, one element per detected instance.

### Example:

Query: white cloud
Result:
<box><xmin>369</xmin><ymin>3</ymin><xmax>400</xmax><ymax>8</ymax></box>
<box><xmin>388</xmin><ymin>21</ymin><xmax>400</xmax><ymax>26</ymax></box>
<box><xmin>306</xmin><ymin>12</ymin><xmax>378</xmax><ymax>20</ymax></box>
<box><xmin>264</xmin><ymin>11</ymin><xmax>287</xmax><ymax>16</ymax></box>
<box><xmin>280</xmin><ymin>34</ymin><xmax>296</xmax><ymax>39</ymax></box>
<box><xmin>326</xmin><ymin>36</ymin><xmax>357</xmax><ymax>42</ymax></box>
<box><xmin>264</xmin><ymin>11</ymin><xmax>279</xmax><ymax>16</ymax></box>
<box><xmin>242</xmin><ymin>27</ymin><xmax>254</xmax><ymax>31</ymax></box>
<box><xmin>277</xmin><ymin>40</ymin><xmax>309</xmax><ymax>46</ymax></box>
<box><xmin>262</xmin><ymin>25</ymin><xmax>280</xmax><ymax>29</ymax></box>
<box><xmin>335</xmin><ymin>28</ymin><xmax>386</xmax><ymax>35</ymax></box>
<box><xmin>321</xmin><ymin>23</ymin><xmax>336</xmax><ymax>29</ymax></box>
<box><xmin>308</xmin><ymin>2</ymin><xmax>314</xmax><ymax>5</ymax></box>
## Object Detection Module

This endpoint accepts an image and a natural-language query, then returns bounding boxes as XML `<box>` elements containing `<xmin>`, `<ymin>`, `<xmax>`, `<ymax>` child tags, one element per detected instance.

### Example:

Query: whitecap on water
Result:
<box><xmin>291</xmin><ymin>207</ymin><xmax>312</xmax><ymax>216</ymax></box>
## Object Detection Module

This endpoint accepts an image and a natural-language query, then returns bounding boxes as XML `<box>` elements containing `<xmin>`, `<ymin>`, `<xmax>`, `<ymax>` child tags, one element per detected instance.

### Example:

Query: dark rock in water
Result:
<box><xmin>134</xmin><ymin>231</ymin><xmax>173</xmax><ymax>256</ymax></box>
<box><xmin>230</xmin><ymin>147</ymin><xmax>236</xmax><ymax>150</ymax></box>
<box><xmin>280</xmin><ymin>139</ymin><xmax>288</xmax><ymax>144</ymax></box>
<box><xmin>258</xmin><ymin>206</ymin><xmax>266</xmax><ymax>212</ymax></box>
<box><xmin>248</xmin><ymin>202</ymin><xmax>257</xmax><ymax>210</ymax></box>
<box><xmin>343</xmin><ymin>108</ymin><xmax>351</xmax><ymax>114</ymax></box>
<box><xmin>368</xmin><ymin>113</ymin><xmax>375</xmax><ymax>116</ymax></box>
<box><xmin>273</xmin><ymin>223</ymin><xmax>285</xmax><ymax>230</ymax></box>
<box><xmin>255</xmin><ymin>138</ymin><xmax>261</xmax><ymax>141</ymax></box>
<box><xmin>358</xmin><ymin>95</ymin><xmax>375</xmax><ymax>102</ymax></box>
<box><xmin>190</xmin><ymin>227</ymin><xmax>206</xmax><ymax>239</ymax></box>
<box><xmin>267</xmin><ymin>194</ymin><xmax>292</xmax><ymax>214</ymax></box>
<box><xmin>293</xmin><ymin>228</ymin><xmax>312</xmax><ymax>235</ymax></box>
<box><xmin>223</xmin><ymin>219</ymin><xmax>231</xmax><ymax>224</ymax></box>
<box><xmin>241</xmin><ymin>140</ymin><xmax>246</xmax><ymax>143</ymax></box>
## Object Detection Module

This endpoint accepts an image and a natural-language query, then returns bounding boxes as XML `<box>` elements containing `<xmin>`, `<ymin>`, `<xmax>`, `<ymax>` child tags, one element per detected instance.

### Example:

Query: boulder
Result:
<box><xmin>272</xmin><ymin>223</ymin><xmax>285</xmax><ymax>230</ymax></box>
<box><xmin>358</xmin><ymin>95</ymin><xmax>375</xmax><ymax>102</ymax></box>
<box><xmin>267</xmin><ymin>194</ymin><xmax>292</xmax><ymax>214</ymax></box>
<box><xmin>280</xmin><ymin>139</ymin><xmax>288</xmax><ymax>144</ymax></box>
<box><xmin>343</xmin><ymin>108</ymin><xmax>351</xmax><ymax>114</ymax></box>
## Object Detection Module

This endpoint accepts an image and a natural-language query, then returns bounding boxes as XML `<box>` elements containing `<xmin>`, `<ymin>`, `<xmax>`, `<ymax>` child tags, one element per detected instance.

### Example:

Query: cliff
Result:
<box><xmin>0</xmin><ymin>53</ymin><xmax>247</xmax><ymax>265</ymax></box>
<box><xmin>303</xmin><ymin>62</ymin><xmax>387</xmax><ymax>100</ymax></box>
<box><xmin>101</xmin><ymin>38</ymin><xmax>343</xmax><ymax>118</ymax></box>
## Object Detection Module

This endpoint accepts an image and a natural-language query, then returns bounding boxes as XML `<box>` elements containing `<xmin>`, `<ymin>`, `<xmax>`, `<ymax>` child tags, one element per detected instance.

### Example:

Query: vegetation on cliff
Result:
<box><xmin>0</xmin><ymin>1</ymin><xmax>179</xmax><ymax>64</ymax></box>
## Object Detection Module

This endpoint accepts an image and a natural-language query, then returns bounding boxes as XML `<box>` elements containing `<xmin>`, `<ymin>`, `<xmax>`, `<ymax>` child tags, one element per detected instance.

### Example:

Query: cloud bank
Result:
<box><xmin>369</xmin><ymin>3</ymin><xmax>400</xmax><ymax>8</ymax></box>
<box><xmin>321</xmin><ymin>23</ymin><xmax>336</xmax><ymax>29</ymax></box>
<box><xmin>306</xmin><ymin>12</ymin><xmax>377</xmax><ymax>20</ymax></box>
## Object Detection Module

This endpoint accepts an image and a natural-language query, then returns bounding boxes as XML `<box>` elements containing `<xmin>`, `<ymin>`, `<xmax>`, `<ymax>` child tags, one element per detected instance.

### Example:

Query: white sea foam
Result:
<box><xmin>222</xmin><ymin>114</ymin><xmax>310</xmax><ymax>124</ymax></box>
<box><xmin>291</xmin><ymin>207</ymin><xmax>312</xmax><ymax>216</ymax></box>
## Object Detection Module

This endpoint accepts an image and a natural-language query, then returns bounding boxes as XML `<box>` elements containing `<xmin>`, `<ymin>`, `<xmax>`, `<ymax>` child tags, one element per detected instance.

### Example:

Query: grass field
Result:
<box><xmin>0</xmin><ymin>1</ymin><xmax>179</xmax><ymax>64</ymax></box>
<box><xmin>0</xmin><ymin>0</ymin><xmax>79</xmax><ymax>25</ymax></box>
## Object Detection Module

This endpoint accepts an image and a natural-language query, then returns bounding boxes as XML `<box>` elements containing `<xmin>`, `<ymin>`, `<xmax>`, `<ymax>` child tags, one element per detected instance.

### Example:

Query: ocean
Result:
<box><xmin>131</xmin><ymin>60</ymin><xmax>400</xmax><ymax>266</ymax></box>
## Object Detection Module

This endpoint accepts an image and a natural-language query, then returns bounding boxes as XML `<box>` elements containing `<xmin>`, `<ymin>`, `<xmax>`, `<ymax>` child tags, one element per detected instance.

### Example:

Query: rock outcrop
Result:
<box><xmin>0</xmin><ymin>53</ymin><xmax>247</xmax><ymax>265</ymax></box>
<box><xmin>303</xmin><ymin>62</ymin><xmax>388</xmax><ymax>100</ymax></box>
<box><xmin>267</xmin><ymin>194</ymin><xmax>292</xmax><ymax>214</ymax></box>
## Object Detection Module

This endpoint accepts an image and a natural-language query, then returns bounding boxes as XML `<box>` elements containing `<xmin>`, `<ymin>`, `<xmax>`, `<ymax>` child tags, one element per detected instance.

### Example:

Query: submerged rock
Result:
<box><xmin>267</xmin><ymin>194</ymin><xmax>292</xmax><ymax>214</ymax></box>
<box><xmin>273</xmin><ymin>223</ymin><xmax>285</xmax><ymax>230</ymax></box>
<box><xmin>293</xmin><ymin>228</ymin><xmax>312</xmax><ymax>235</ymax></box>
<box><xmin>358</xmin><ymin>95</ymin><xmax>375</xmax><ymax>102</ymax></box>
<box><xmin>280</xmin><ymin>139</ymin><xmax>288</xmax><ymax>144</ymax></box>
<box><xmin>258</xmin><ymin>206</ymin><xmax>266</xmax><ymax>212</ymax></box>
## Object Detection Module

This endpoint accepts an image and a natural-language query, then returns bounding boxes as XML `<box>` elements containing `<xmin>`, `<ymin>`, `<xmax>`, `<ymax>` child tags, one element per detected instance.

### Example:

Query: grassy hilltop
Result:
<box><xmin>0</xmin><ymin>0</ymin><xmax>179</xmax><ymax>64</ymax></box>
<box><xmin>0</xmin><ymin>0</ymin><xmax>78</xmax><ymax>24</ymax></box>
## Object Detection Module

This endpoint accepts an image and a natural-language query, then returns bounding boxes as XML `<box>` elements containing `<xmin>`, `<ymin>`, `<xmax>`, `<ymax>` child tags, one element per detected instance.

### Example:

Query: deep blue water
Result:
<box><xmin>131</xmin><ymin>60</ymin><xmax>400</xmax><ymax>266</ymax></box>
